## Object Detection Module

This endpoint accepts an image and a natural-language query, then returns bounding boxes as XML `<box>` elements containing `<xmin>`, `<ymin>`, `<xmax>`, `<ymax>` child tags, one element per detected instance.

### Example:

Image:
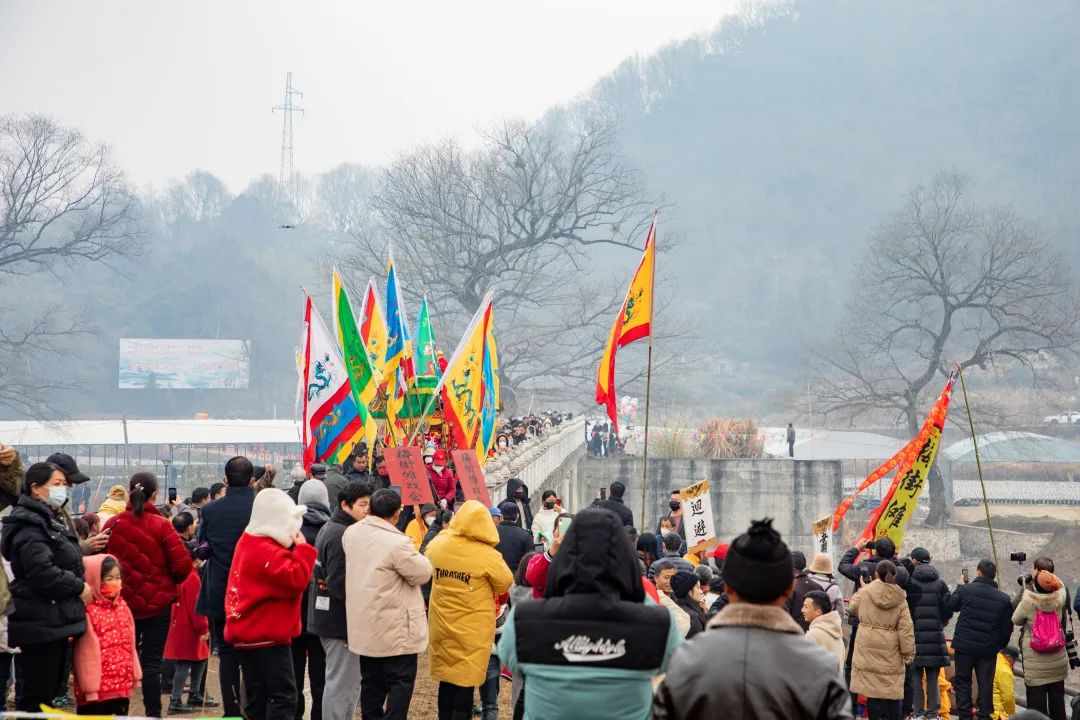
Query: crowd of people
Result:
<box><xmin>0</xmin><ymin>441</ymin><xmax>1075</xmax><ymax>720</ymax></box>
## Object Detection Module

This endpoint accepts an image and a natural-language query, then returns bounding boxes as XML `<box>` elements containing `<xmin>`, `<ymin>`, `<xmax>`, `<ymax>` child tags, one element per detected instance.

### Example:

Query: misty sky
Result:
<box><xmin>1</xmin><ymin>1</ymin><xmax>741</xmax><ymax>192</ymax></box>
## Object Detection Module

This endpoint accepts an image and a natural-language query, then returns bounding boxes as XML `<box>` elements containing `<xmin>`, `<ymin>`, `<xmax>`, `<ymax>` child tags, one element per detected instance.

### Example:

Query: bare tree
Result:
<box><xmin>812</xmin><ymin>172</ymin><xmax>1080</xmax><ymax>525</ymax></box>
<box><xmin>332</xmin><ymin>116</ymin><xmax>691</xmax><ymax>409</ymax></box>
<box><xmin>0</xmin><ymin>114</ymin><xmax>142</xmax><ymax>415</ymax></box>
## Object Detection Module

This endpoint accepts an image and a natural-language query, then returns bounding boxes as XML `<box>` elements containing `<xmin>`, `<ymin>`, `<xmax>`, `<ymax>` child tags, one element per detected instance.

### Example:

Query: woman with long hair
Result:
<box><xmin>102</xmin><ymin>472</ymin><xmax>193</xmax><ymax>718</ymax></box>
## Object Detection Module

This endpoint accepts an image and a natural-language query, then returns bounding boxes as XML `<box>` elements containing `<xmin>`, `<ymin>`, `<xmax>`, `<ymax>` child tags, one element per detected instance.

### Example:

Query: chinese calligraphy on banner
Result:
<box><xmin>451</xmin><ymin>450</ymin><xmax>492</xmax><ymax>507</ymax></box>
<box><xmin>680</xmin><ymin>479</ymin><xmax>717</xmax><ymax>553</ymax></box>
<box><xmin>811</xmin><ymin>514</ymin><xmax>833</xmax><ymax>563</ymax></box>
<box><xmin>384</xmin><ymin>446</ymin><xmax>434</xmax><ymax>506</ymax></box>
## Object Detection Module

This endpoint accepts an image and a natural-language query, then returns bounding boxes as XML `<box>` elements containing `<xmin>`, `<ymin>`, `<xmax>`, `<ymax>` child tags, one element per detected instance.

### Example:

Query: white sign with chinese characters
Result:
<box><xmin>811</xmin><ymin>514</ymin><xmax>834</xmax><ymax>564</ymax></box>
<box><xmin>680</xmin><ymin>479</ymin><xmax>717</xmax><ymax>553</ymax></box>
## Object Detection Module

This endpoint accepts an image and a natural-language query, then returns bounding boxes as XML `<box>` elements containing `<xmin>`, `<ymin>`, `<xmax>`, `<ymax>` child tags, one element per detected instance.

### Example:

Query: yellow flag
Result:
<box><xmin>442</xmin><ymin>298</ymin><xmax>493</xmax><ymax>452</ymax></box>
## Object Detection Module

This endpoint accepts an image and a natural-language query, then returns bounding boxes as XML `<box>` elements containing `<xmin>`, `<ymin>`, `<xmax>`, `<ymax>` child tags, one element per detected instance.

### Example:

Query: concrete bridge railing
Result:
<box><xmin>485</xmin><ymin>417</ymin><xmax>586</xmax><ymax>502</ymax></box>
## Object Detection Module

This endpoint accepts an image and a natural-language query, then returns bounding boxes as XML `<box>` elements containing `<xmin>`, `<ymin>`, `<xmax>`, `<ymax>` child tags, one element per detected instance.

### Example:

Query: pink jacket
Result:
<box><xmin>73</xmin><ymin>555</ymin><xmax>142</xmax><ymax>705</ymax></box>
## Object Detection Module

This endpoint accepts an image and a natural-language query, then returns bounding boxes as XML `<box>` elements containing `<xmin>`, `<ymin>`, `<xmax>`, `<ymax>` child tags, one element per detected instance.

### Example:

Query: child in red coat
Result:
<box><xmin>164</xmin><ymin>513</ymin><xmax>217</xmax><ymax>714</ymax></box>
<box><xmin>225</xmin><ymin>488</ymin><xmax>316</xmax><ymax>720</ymax></box>
<box><xmin>73</xmin><ymin>554</ymin><xmax>141</xmax><ymax>716</ymax></box>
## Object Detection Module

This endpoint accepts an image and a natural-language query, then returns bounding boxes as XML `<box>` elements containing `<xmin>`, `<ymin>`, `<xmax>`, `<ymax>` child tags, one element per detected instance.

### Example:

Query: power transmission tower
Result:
<box><xmin>273</xmin><ymin>72</ymin><xmax>304</xmax><ymax>203</ymax></box>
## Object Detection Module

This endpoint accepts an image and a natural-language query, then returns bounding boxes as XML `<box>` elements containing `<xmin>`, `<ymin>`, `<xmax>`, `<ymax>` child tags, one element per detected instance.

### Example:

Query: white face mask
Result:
<box><xmin>44</xmin><ymin>485</ymin><xmax>69</xmax><ymax>509</ymax></box>
<box><xmin>432</xmin><ymin>465</ymin><xmax>445</xmax><ymax>473</ymax></box>
<box><xmin>425</xmin><ymin>516</ymin><xmax>436</xmax><ymax>527</ymax></box>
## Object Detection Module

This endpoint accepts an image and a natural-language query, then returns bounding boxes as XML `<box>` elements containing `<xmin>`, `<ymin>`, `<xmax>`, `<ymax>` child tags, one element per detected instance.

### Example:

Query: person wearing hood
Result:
<box><xmin>425</xmin><ymin>500</ymin><xmax>514</xmax><ymax>720</ymax></box>
<box><xmin>427</xmin><ymin>450</ymin><xmax>456</xmax><ymax>511</ymax></box>
<box><xmin>505</xmin><ymin>479</ymin><xmax>533</xmax><ymax>531</ymax></box>
<box><xmin>97</xmin><ymin>484</ymin><xmax>129</xmax><ymax>522</ymax></box>
<box><xmin>670</xmin><ymin>570</ymin><xmax>706</xmax><ymax>637</ymax></box>
<box><xmin>499</xmin><ymin>508</ymin><xmax>681</xmax><ymax>720</ymax></box>
<box><xmin>309</xmin><ymin>480</ymin><xmax>372</xmax><ymax>720</ymax></box>
<box><xmin>344</xmin><ymin>489</ymin><xmax>432</xmax><ymax>720</ymax></box>
<box><xmin>802</xmin><ymin>590</ymin><xmax>845</xmax><ymax>672</ymax></box>
<box><xmin>904</xmin><ymin>547</ymin><xmax>952</xmax><ymax>719</ymax></box>
<box><xmin>290</xmin><ymin>464</ymin><xmax>324</xmax><ymax>503</ymax></box>
<box><xmin>850</xmin><ymin>560</ymin><xmax>915</xmax><ymax>719</ymax></box>
<box><xmin>1012</xmin><ymin>559</ymin><xmax>1069</xmax><ymax>719</ymax></box>
<box><xmin>653</xmin><ymin>518</ymin><xmax>852</xmax><ymax>720</ymax></box>
<box><xmin>1</xmin><ymin>461</ymin><xmax>89</xmax><ymax>712</ymax></box>
<box><xmin>196</xmin><ymin>456</ymin><xmax>257</xmax><ymax>718</ymax></box>
<box><xmin>293</xmin><ymin>481</ymin><xmax>331</xmax><ymax>720</ymax></box>
<box><xmin>72</xmin><ymin>553</ymin><xmax>141</xmax><ymax>715</ymax></box>
<box><xmin>225</xmin><ymin>488</ymin><xmax>317</xmax><ymax>720</ymax></box>
<box><xmin>100</xmin><ymin>472</ymin><xmax>193</xmax><ymax>718</ymax></box>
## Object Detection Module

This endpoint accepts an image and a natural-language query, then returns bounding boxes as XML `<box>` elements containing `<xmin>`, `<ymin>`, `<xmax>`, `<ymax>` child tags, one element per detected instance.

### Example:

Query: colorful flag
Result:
<box><xmin>680</xmin><ymin>479</ymin><xmax>717</xmax><ymax>554</ymax></box>
<box><xmin>477</xmin><ymin>325</ymin><xmax>499</xmax><ymax>461</ymax></box>
<box><xmin>301</xmin><ymin>296</ymin><xmax>366</xmax><ymax>470</ymax></box>
<box><xmin>383</xmin><ymin>254</ymin><xmax>415</xmax><ymax>431</ymax></box>
<box><xmin>332</xmin><ymin>269</ymin><xmax>380</xmax><ymax>453</ymax></box>
<box><xmin>440</xmin><ymin>294</ymin><xmax>494</xmax><ymax>458</ymax></box>
<box><xmin>595</xmin><ymin>215</ymin><xmax>656</xmax><ymax>434</ymax></box>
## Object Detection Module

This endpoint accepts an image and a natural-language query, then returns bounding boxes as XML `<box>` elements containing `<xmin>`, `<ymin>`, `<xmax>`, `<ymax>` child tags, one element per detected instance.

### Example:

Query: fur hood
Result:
<box><xmin>1024</xmin><ymin>586</ymin><xmax>1066</xmax><ymax>612</ymax></box>
<box><xmin>707</xmin><ymin>602</ymin><xmax>804</xmax><ymax>635</ymax></box>
<box><xmin>0</xmin><ymin>454</ymin><xmax>22</xmax><ymax>511</ymax></box>
<box><xmin>244</xmin><ymin>488</ymin><xmax>305</xmax><ymax>547</ymax></box>
<box><xmin>808</xmin><ymin>610</ymin><xmax>843</xmax><ymax>641</ymax></box>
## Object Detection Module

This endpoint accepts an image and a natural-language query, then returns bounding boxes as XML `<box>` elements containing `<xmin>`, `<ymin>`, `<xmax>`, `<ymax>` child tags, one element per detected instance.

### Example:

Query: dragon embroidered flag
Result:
<box><xmin>302</xmin><ymin>296</ymin><xmax>367</xmax><ymax>470</ymax></box>
<box><xmin>332</xmin><ymin>269</ymin><xmax>379</xmax><ymax>453</ymax></box>
<box><xmin>441</xmin><ymin>293</ymin><xmax>495</xmax><ymax>459</ymax></box>
<box><xmin>595</xmin><ymin>215</ymin><xmax>656</xmax><ymax>434</ymax></box>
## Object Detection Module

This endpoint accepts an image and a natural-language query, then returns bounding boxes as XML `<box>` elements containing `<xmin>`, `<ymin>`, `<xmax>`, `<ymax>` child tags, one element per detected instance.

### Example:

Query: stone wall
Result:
<box><xmin>574</xmin><ymin>456</ymin><xmax>843</xmax><ymax>551</ymax></box>
<box><xmin>950</xmin><ymin>523</ymin><xmax>1053</xmax><ymax>564</ymax></box>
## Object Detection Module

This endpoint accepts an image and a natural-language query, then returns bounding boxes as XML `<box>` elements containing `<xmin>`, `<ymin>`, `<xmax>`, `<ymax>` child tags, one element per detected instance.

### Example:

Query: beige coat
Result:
<box><xmin>342</xmin><ymin>515</ymin><xmax>433</xmax><ymax>657</ymax></box>
<box><xmin>658</xmin><ymin>589</ymin><xmax>692</xmax><ymax>637</ymax></box>
<box><xmin>805</xmin><ymin>610</ymin><xmax>846</xmax><ymax>673</ymax></box>
<box><xmin>1012</xmin><ymin>587</ymin><xmax>1069</xmax><ymax>687</ymax></box>
<box><xmin>850</xmin><ymin>579</ymin><xmax>915</xmax><ymax>699</ymax></box>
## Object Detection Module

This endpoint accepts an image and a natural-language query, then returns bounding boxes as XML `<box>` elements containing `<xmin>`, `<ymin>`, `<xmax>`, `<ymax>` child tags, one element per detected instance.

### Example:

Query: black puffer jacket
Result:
<box><xmin>947</xmin><ymin>576</ymin><xmax>1013</xmax><ymax>656</ymax></box>
<box><xmin>298</xmin><ymin>502</ymin><xmax>331</xmax><ymax>633</ymax></box>
<box><xmin>838</xmin><ymin>547</ymin><xmax>910</xmax><ymax>627</ymax></box>
<box><xmin>1</xmin><ymin>495</ymin><xmax>86</xmax><ymax>646</ymax></box>
<box><xmin>905</xmin><ymin>563</ymin><xmax>952</xmax><ymax>667</ymax></box>
<box><xmin>505</xmin><ymin>479</ymin><xmax>533</xmax><ymax>531</ymax></box>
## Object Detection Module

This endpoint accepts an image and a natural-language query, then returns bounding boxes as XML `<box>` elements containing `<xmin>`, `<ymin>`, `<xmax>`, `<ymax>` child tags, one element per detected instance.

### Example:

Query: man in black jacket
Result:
<box><xmin>309</xmin><ymin>480</ymin><xmax>372</xmax><ymax>720</ymax></box>
<box><xmin>591</xmin><ymin>481</ymin><xmax>635</xmax><ymax>527</ymax></box>
<box><xmin>505</xmin><ymin>478</ymin><xmax>534</xmax><ymax>531</ymax></box>
<box><xmin>948</xmin><ymin>558</ymin><xmax>1013</xmax><ymax>720</ymax></box>
<box><xmin>905</xmin><ymin>547</ymin><xmax>952</xmax><ymax>719</ymax></box>
<box><xmin>195</xmin><ymin>456</ymin><xmax>256</xmax><ymax>718</ymax></box>
<box><xmin>495</xmin><ymin>502</ymin><xmax>534</xmax><ymax>572</ymax></box>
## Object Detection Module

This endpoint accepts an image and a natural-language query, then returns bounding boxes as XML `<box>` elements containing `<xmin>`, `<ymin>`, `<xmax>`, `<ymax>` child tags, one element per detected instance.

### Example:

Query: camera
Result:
<box><xmin>1067</xmin><ymin>629</ymin><xmax>1080</xmax><ymax>669</ymax></box>
<box><xmin>1010</xmin><ymin>552</ymin><xmax>1027</xmax><ymax>562</ymax></box>
<box><xmin>865</xmin><ymin>540</ymin><xmax>877</xmax><ymax>552</ymax></box>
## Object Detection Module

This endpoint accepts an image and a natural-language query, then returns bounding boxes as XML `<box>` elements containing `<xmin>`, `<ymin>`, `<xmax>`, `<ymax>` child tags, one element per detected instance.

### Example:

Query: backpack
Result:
<box><xmin>1030</xmin><ymin>606</ymin><xmax>1066</xmax><ymax>653</ymax></box>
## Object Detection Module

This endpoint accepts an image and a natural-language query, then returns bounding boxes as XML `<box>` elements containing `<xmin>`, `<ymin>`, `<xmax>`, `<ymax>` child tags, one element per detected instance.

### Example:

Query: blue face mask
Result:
<box><xmin>44</xmin><ymin>485</ymin><xmax>68</xmax><ymax>509</ymax></box>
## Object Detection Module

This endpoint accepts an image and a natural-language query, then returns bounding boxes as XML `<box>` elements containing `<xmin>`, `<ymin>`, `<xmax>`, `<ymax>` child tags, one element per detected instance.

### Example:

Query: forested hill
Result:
<box><xmin>578</xmin><ymin>0</ymin><xmax>1080</xmax><ymax>389</ymax></box>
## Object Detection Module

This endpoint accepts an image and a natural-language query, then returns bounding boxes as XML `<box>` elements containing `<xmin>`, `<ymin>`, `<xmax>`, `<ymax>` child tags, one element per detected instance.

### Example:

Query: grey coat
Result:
<box><xmin>652</xmin><ymin>603</ymin><xmax>852</xmax><ymax>720</ymax></box>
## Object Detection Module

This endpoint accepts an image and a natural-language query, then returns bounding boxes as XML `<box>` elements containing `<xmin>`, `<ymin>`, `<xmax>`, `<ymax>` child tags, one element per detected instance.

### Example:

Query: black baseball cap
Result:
<box><xmin>45</xmin><ymin>453</ymin><xmax>90</xmax><ymax>485</ymax></box>
<box><xmin>910</xmin><ymin>547</ymin><xmax>932</xmax><ymax>564</ymax></box>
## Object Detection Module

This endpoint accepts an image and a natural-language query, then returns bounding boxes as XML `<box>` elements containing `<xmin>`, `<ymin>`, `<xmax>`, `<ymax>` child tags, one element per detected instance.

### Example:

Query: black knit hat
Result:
<box><xmin>722</xmin><ymin>518</ymin><xmax>794</xmax><ymax>603</ymax></box>
<box><xmin>671</xmin><ymin>571</ymin><xmax>697</xmax><ymax>599</ymax></box>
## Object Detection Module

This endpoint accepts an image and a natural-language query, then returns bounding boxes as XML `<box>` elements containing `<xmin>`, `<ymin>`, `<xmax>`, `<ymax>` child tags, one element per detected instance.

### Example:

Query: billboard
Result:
<box><xmin>119</xmin><ymin>339</ymin><xmax>250</xmax><ymax>390</ymax></box>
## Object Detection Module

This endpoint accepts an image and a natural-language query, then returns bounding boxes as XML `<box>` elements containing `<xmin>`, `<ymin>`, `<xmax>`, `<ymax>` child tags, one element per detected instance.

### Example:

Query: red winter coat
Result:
<box><xmin>525</xmin><ymin>551</ymin><xmax>552</xmax><ymax>599</ymax></box>
<box><xmin>224</xmin><ymin>533</ymin><xmax>317</xmax><ymax>648</ymax></box>
<box><xmin>427</xmin><ymin>466</ymin><xmax>456</xmax><ymax>505</ymax></box>
<box><xmin>73</xmin><ymin>554</ymin><xmax>142</xmax><ymax>706</ymax></box>
<box><xmin>104</xmin><ymin>503</ymin><xmax>194</xmax><ymax>619</ymax></box>
<box><xmin>164</xmin><ymin>571</ymin><xmax>210</xmax><ymax>662</ymax></box>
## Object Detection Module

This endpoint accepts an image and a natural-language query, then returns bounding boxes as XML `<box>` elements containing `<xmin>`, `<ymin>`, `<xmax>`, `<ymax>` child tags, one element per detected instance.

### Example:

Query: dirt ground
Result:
<box><xmin>127</xmin><ymin>651</ymin><xmax>514</xmax><ymax>719</ymax></box>
<box><xmin>953</xmin><ymin>504</ymin><xmax>1080</xmax><ymax>525</ymax></box>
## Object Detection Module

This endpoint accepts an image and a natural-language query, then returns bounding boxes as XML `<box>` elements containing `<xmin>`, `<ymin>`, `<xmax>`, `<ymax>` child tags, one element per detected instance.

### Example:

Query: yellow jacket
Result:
<box><xmin>404</xmin><ymin>516</ymin><xmax>426</xmax><ymax>550</ymax></box>
<box><xmin>424</xmin><ymin>500</ymin><xmax>513</xmax><ymax>686</ymax></box>
<box><xmin>992</xmin><ymin>652</ymin><xmax>1015</xmax><ymax>720</ymax></box>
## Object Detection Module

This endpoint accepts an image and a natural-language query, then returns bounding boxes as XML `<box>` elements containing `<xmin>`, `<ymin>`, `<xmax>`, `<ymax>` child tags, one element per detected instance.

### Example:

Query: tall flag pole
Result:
<box><xmin>332</xmin><ymin>269</ymin><xmax>380</xmax><ymax>457</ymax></box>
<box><xmin>595</xmin><ymin>213</ymin><xmax>657</xmax><ymax>524</ymax></box>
